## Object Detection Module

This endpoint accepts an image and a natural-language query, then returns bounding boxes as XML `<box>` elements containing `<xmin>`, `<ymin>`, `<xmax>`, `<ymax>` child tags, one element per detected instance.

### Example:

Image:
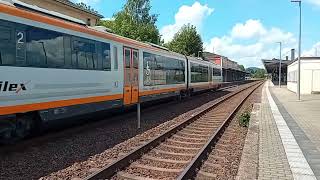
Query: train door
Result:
<box><xmin>123</xmin><ymin>47</ymin><xmax>139</xmax><ymax>105</ymax></box>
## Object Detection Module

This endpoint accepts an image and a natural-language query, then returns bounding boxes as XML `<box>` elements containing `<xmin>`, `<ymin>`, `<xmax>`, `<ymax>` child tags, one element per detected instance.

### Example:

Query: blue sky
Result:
<box><xmin>75</xmin><ymin>0</ymin><xmax>320</xmax><ymax>67</ymax></box>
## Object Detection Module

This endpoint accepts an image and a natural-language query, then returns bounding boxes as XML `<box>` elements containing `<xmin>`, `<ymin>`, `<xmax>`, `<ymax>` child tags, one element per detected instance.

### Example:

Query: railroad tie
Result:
<box><xmin>130</xmin><ymin>163</ymin><xmax>183</xmax><ymax>173</ymax></box>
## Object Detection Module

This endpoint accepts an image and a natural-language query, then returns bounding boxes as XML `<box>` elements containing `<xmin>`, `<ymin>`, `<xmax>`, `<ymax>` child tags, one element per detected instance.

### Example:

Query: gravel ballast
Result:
<box><xmin>1</xmin><ymin>86</ymin><xmax>240</xmax><ymax>180</ymax></box>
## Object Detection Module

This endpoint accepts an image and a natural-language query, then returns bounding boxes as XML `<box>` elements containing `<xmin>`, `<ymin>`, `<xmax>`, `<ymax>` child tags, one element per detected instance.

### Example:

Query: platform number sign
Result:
<box><xmin>16</xmin><ymin>31</ymin><xmax>26</xmax><ymax>63</ymax></box>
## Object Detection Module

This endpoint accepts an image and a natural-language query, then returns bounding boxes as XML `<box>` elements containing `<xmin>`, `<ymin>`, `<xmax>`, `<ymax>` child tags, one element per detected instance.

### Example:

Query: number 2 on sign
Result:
<box><xmin>17</xmin><ymin>32</ymin><xmax>24</xmax><ymax>44</ymax></box>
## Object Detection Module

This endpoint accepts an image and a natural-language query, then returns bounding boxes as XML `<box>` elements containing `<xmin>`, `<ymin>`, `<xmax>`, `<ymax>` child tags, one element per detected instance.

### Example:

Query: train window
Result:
<box><xmin>63</xmin><ymin>36</ymin><xmax>72</xmax><ymax>68</ymax></box>
<box><xmin>27</xmin><ymin>28</ymin><xmax>64</xmax><ymax>67</ymax></box>
<box><xmin>124</xmin><ymin>49</ymin><xmax>131</xmax><ymax>68</ymax></box>
<box><xmin>202</xmin><ymin>66</ymin><xmax>209</xmax><ymax>82</ymax></box>
<box><xmin>113</xmin><ymin>46</ymin><xmax>118</xmax><ymax>70</ymax></box>
<box><xmin>101</xmin><ymin>42</ymin><xmax>111</xmax><ymax>71</ymax></box>
<box><xmin>86</xmin><ymin>51</ymin><xmax>95</xmax><ymax>70</ymax></box>
<box><xmin>143</xmin><ymin>52</ymin><xmax>185</xmax><ymax>86</ymax></box>
<box><xmin>0</xmin><ymin>20</ymin><xmax>113</xmax><ymax>71</ymax></box>
<box><xmin>213</xmin><ymin>68</ymin><xmax>221</xmax><ymax>76</ymax></box>
<box><xmin>78</xmin><ymin>52</ymin><xmax>87</xmax><ymax>69</ymax></box>
<box><xmin>133</xmin><ymin>50</ymin><xmax>139</xmax><ymax>69</ymax></box>
<box><xmin>73</xmin><ymin>40</ymin><xmax>98</xmax><ymax>70</ymax></box>
<box><xmin>16</xmin><ymin>30</ymin><xmax>26</xmax><ymax>66</ymax></box>
<box><xmin>73</xmin><ymin>40</ymin><xmax>85</xmax><ymax>69</ymax></box>
<box><xmin>0</xmin><ymin>26</ymin><xmax>11</xmax><ymax>40</ymax></box>
<box><xmin>143</xmin><ymin>52</ymin><xmax>154</xmax><ymax>86</ymax></box>
<box><xmin>155</xmin><ymin>56</ymin><xmax>164</xmax><ymax>70</ymax></box>
<box><xmin>191</xmin><ymin>63</ymin><xmax>209</xmax><ymax>83</ymax></box>
<box><xmin>154</xmin><ymin>56</ymin><xmax>166</xmax><ymax>85</ymax></box>
<box><xmin>0</xmin><ymin>26</ymin><xmax>15</xmax><ymax>65</ymax></box>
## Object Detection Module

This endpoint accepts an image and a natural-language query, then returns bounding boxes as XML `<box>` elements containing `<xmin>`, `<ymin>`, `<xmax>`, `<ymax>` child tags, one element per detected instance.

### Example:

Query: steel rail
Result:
<box><xmin>177</xmin><ymin>81</ymin><xmax>263</xmax><ymax>179</ymax></box>
<box><xmin>84</xmin><ymin>81</ymin><xmax>263</xmax><ymax>180</ymax></box>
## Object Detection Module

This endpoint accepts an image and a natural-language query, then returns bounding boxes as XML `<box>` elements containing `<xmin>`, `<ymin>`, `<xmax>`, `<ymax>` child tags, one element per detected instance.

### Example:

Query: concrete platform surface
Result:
<box><xmin>237</xmin><ymin>81</ymin><xmax>320</xmax><ymax>180</ymax></box>
<box><xmin>258</xmin><ymin>83</ymin><xmax>294</xmax><ymax>180</ymax></box>
<box><xmin>270</xmin><ymin>85</ymin><xmax>320</xmax><ymax>179</ymax></box>
<box><xmin>270</xmin><ymin>86</ymin><xmax>320</xmax><ymax>151</ymax></box>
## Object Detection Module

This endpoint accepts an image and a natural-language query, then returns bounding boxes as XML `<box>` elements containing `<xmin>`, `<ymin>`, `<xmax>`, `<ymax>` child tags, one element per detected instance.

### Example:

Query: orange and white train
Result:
<box><xmin>0</xmin><ymin>0</ymin><xmax>223</xmax><ymax>141</ymax></box>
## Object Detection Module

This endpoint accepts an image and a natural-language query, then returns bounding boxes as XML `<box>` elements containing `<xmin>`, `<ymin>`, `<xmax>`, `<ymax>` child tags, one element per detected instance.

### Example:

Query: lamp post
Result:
<box><xmin>291</xmin><ymin>0</ymin><xmax>301</xmax><ymax>101</ymax></box>
<box><xmin>277</xmin><ymin>42</ymin><xmax>282</xmax><ymax>88</ymax></box>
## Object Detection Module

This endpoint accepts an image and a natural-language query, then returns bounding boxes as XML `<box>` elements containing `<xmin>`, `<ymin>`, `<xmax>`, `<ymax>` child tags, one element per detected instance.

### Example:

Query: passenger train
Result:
<box><xmin>0</xmin><ymin>0</ymin><xmax>223</xmax><ymax>141</ymax></box>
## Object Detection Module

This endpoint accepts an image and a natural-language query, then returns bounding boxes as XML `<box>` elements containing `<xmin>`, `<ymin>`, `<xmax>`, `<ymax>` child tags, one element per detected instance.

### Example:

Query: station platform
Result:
<box><xmin>237</xmin><ymin>81</ymin><xmax>320</xmax><ymax>180</ymax></box>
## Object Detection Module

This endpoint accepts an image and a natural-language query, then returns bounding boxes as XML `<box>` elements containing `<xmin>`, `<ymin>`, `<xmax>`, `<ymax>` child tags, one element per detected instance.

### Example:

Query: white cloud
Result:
<box><xmin>307</xmin><ymin>0</ymin><xmax>320</xmax><ymax>7</ymax></box>
<box><xmin>205</xmin><ymin>36</ymin><xmax>263</xmax><ymax>59</ymax></box>
<box><xmin>231</xmin><ymin>19</ymin><xmax>266</xmax><ymax>39</ymax></box>
<box><xmin>204</xmin><ymin>19</ymin><xmax>297</xmax><ymax>68</ymax></box>
<box><xmin>302</xmin><ymin>42</ymin><xmax>320</xmax><ymax>57</ymax></box>
<box><xmin>259</xmin><ymin>28</ymin><xmax>296</xmax><ymax>44</ymax></box>
<box><xmin>160</xmin><ymin>2</ymin><xmax>213</xmax><ymax>43</ymax></box>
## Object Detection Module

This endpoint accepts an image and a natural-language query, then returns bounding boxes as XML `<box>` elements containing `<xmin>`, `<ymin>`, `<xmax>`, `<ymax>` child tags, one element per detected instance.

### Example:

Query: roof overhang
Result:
<box><xmin>262</xmin><ymin>59</ymin><xmax>292</xmax><ymax>73</ymax></box>
<box><xmin>55</xmin><ymin>0</ymin><xmax>104</xmax><ymax>18</ymax></box>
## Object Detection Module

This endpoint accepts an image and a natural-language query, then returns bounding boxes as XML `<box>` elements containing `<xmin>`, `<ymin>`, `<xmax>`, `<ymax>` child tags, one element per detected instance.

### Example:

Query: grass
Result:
<box><xmin>238</xmin><ymin>111</ymin><xmax>251</xmax><ymax>127</ymax></box>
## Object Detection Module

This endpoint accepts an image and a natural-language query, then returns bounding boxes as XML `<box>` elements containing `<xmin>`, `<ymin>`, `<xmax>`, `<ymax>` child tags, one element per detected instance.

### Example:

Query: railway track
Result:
<box><xmin>84</xmin><ymin>81</ymin><xmax>264</xmax><ymax>180</ymax></box>
<box><xmin>0</xmin><ymin>84</ymin><xmax>238</xmax><ymax>150</ymax></box>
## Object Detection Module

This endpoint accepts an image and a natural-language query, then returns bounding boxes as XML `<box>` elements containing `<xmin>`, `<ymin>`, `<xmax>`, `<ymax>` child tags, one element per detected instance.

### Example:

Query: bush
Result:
<box><xmin>239</xmin><ymin>111</ymin><xmax>251</xmax><ymax>127</ymax></box>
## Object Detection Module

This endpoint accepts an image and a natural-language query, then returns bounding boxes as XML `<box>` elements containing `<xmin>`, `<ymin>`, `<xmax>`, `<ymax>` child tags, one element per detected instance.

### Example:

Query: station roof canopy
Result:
<box><xmin>262</xmin><ymin>59</ymin><xmax>292</xmax><ymax>73</ymax></box>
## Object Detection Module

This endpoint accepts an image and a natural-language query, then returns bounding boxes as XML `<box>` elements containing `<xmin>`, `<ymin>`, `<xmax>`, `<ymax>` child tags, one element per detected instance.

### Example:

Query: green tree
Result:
<box><xmin>98</xmin><ymin>0</ymin><xmax>161</xmax><ymax>44</ymax></box>
<box><xmin>253</xmin><ymin>68</ymin><xmax>266</xmax><ymax>78</ymax></box>
<box><xmin>239</xmin><ymin>65</ymin><xmax>245</xmax><ymax>71</ymax></box>
<box><xmin>166</xmin><ymin>24</ymin><xmax>203</xmax><ymax>56</ymax></box>
<box><xmin>73</xmin><ymin>2</ymin><xmax>98</xmax><ymax>14</ymax></box>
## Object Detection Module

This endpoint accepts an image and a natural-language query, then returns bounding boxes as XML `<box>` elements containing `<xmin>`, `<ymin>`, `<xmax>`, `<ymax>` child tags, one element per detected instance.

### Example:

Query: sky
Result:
<box><xmin>73</xmin><ymin>0</ymin><xmax>320</xmax><ymax>68</ymax></box>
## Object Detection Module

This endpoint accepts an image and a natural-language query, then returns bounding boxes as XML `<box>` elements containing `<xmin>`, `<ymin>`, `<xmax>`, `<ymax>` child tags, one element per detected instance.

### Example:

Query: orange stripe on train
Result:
<box><xmin>0</xmin><ymin>87</ymin><xmax>185</xmax><ymax>115</ymax></box>
<box><xmin>0</xmin><ymin>94</ymin><xmax>123</xmax><ymax>115</ymax></box>
<box><xmin>139</xmin><ymin>87</ymin><xmax>184</xmax><ymax>96</ymax></box>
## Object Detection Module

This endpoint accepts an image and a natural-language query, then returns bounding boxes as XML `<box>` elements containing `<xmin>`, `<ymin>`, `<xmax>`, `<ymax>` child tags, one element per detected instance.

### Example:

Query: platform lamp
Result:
<box><xmin>291</xmin><ymin>0</ymin><xmax>301</xmax><ymax>101</ymax></box>
<box><xmin>276</xmin><ymin>42</ymin><xmax>282</xmax><ymax>88</ymax></box>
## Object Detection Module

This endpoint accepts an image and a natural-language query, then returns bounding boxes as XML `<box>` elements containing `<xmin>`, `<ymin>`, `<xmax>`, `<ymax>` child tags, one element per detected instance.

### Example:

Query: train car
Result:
<box><xmin>0</xmin><ymin>0</ymin><xmax>221</xmax><ymax>142</ymax></box>
<box><xmin>138</xmin><ymin>46</ymin><xmax>188</xmax><ymax>102</ymax></box>
<box><xmin>188</xmin><ymin>56</ymin><xmax>222</xmax><ymax>93</ymax></box>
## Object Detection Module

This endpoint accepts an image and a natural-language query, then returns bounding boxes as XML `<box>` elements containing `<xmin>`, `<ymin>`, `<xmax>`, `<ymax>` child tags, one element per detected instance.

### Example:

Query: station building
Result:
<box><xmin>262</xmin><ymin>48</ymin><xmax>297</xmax><ymax>86</ymax></box>
<box><xmin>262</xmin><ymin>58</ymin><xmax>291</xmax><ymax>85</ymax></box>
<box><xmin>287</xmin><ymin>57</ymin><xmax>320</xmax><ymax>94</ymax></box>
<box><xmin>17</xmin><ymin>0</ymin><xmax>103</xmax><ymax>26</ymax></box>
<box><xmin>203</xmin><ymin>52</ymin><xmax>246</xmax><ymax>82</ymax></box>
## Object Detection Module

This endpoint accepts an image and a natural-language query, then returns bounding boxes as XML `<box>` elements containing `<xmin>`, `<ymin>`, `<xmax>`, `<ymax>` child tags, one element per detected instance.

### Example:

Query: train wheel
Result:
<box><xmin>15</xmin><ymin>114</ymin><xmax>35</xmax><ymax>139</ymax></box>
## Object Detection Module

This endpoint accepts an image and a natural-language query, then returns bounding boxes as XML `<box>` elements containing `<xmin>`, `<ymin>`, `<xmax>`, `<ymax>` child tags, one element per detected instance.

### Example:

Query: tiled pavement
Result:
<box><xmin>270</xmin><ymin>87</ymin><xmax>320</xmax><ymax>152</ymax></box>
<box><xmin>258</xmin><ymin>85</ymin><xmax>293</xmax><ymax>180</ymax></box>
<box><xmin>266</xmin><ymin>83</ymin><xmax>316</xmax><ymax>180</ymax></box>
<box><xmin>237</xmin><ymin>82</ymin><xmax>320</xmax><ymax>179</ymax></box>
<box><xmin>270</xmin><ymin>87</ymin><xmax>320</xmax><ymax>179</ymax></box>
<box><xmin>235</xmin><ymin>82</ymin><xmax>320</xmax><ymax>179</ymax></box>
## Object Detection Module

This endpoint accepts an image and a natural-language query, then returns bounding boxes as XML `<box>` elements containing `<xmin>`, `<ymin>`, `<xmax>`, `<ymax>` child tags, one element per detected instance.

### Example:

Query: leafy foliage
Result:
<box><xmin>165</xmin><ymin>24</ymin><xmax>203</xmax><ymax>56</ymax></box>
<box><xmin>253</xmin><ymin>68</ymin><xmax>267</xmax><ymax>78</ymax></box>
<box><xmin>98</xmin><ymin>0</ymin><xmax>161</xmax><ymax>44</ymax></box>
<box><xmin>246</xmin><ymin>67</ymin><xmax>267</xmax><ymax>78</ymax></box>
<box><xmin>69</xmin><ymin>1</ymin><xmax>99</xmax><ymax>14</ymax></box>
<box><xmin>239</xmin><ymin>65</ymin><xmax>245</xmax><ymax>71</ymax></box>
<box><xmin>98</xmin><ymin>19</ymin><xmax>114</xmax><ymax>28</ymax></box>
<box><xmin>239</xmin><ymin>111</ymin><xmax>251</xmax><ymax>127</ymax></box>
